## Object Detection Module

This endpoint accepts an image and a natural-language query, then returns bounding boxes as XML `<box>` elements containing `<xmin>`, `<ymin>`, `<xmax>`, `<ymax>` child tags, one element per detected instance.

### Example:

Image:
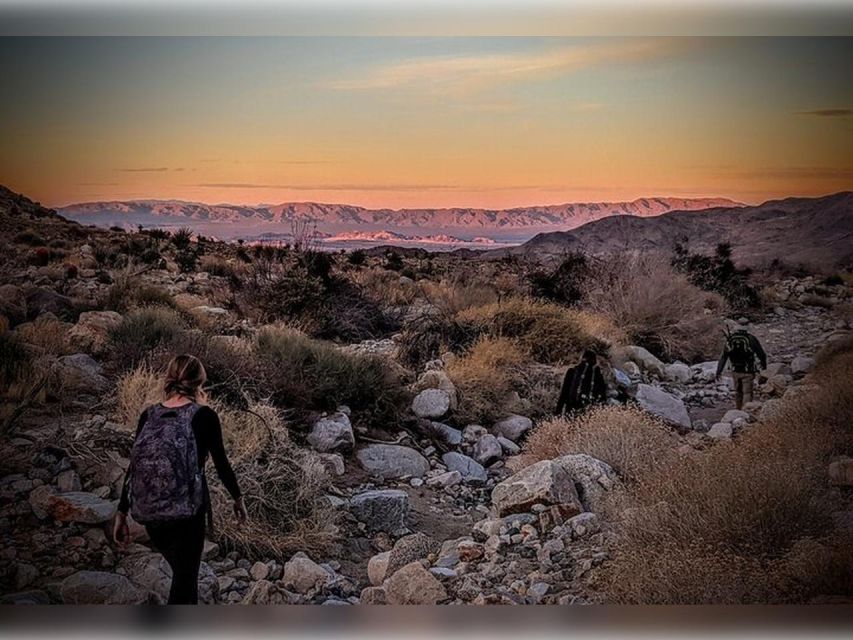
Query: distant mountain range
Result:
<box><xmin>58</xmin><ymin>196</ymin><xmax>742</xmax><ymax>245</ymax></box>
<box><xmin>488</xmin><ymin>192</ymin><xmax>853</xmax><ymax>268</ymax></box>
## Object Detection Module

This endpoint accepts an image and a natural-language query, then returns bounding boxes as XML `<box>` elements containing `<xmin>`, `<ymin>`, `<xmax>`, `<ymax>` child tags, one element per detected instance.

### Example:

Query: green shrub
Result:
<box><xmin>171</xmin><ymin>227</ymin><xmax>194</xmax><ymax>250</ymax></box>
<box><xmin>14</xmin><ymin>230</ymin><xmax>46</xmax><ymax>246</ymax></box>
<box><xmin>134</xmin><ymin>285</ymin><xmax>176</xmax><ymax>309</ymax></box>
<box><xmin>256</xmin><ymin>326</ymin><xmax>407</xmax><ymax>424</ymax></box>
<box><xmin>673</xmin><ymin>242</ymin><xmax>761</xmax><ymax>311</ymax></box>
<box><xmin>528</xmin><ymin>251</ymin><xmax>591</xmax><ymax>306</ymax></box>
<box><xmin>109</xmin><ymin>307</ymin><xmax>184</xmax><ymax>367</ymax></box>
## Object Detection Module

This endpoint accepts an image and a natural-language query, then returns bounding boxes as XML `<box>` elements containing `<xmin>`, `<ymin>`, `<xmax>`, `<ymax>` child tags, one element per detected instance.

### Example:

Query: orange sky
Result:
<box><xmin>1</xmin><ymin>37</ymin><xmax>851</xmax><ymax>208</ymax></box>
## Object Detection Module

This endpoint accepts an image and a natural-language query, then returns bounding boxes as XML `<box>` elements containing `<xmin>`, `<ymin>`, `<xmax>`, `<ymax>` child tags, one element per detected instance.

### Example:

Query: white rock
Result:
<box><xmin>356</xmin><ymin>444</ymin><xmax>429</xmax><ymax>479</ymax></box>
<box><xmin>472</xmin><ymin>434</ymin><xmax>503</xmax><ymax>466</ymax></box>
<box><xmin>790</xmin><ymin>356</ymin><xmax>815</xmax><ymax>375</ymax></box>
<box><xmin>707</xmin><ymin>423</ymin><xmax>733</xmax><ymax>440</ymax></box>
<box><xmin>635</xmin><ymin>384</ymin><xmax>691</xmax><ymax>431</ymax></box>
<box><xmin>491</xmin><ymin>459</ymin><xmax>582</xmax><ymax>517</ymax></box>
<box><xmin>282</xmin><ymin>552</ymin><xmax>332</xmax><ymax>594</ymax></box>
<box><xmin>721</xmin><ymin>409</ymin><xmax>749</xmax><ymax>424</ymax></box>
<box><xmin>664</xmin><ymin>363</ymin><xmax>692</xmax><ymax>384</ymax></box>
<box><xmin>442</xmin><ymin>452</ymin><xmax>487</xmax><ymax>484</ymax></box>
<box><xmin>307</xmin><ymin>413</ymin><xmax>354</xmax><ymax>453</ymax></box>
<box><xmin>491</xmin><ymin>415</ymin><xmax>532</xmax><ymax>442</ymax></box>
<box><xmin>411</xmin><ymin>389</ymin><xmax>451</xmax><ymax>419</ymax></box>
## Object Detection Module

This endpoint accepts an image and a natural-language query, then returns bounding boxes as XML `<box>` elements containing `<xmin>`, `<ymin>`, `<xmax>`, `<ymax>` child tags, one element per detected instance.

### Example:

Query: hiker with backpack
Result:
<box><xmin>113</xmin><ymin>354</ymin><xmax>247</xmax><ymax>604</ymax></box>
<box><xmin>555</xmin><ymin>349</ymin><xmax>607</xmax><ymax>415</ymax></box>
<box><xmin>716</xmin><ymin>320</ymin><xmax>768</xmax><ymax>410</ymax></box>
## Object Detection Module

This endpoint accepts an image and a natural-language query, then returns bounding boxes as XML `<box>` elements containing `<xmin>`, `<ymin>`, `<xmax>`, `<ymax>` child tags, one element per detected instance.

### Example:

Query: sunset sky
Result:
<box><xmin>1</xmin><ymin>36</ymin><xmax>851</xmax><ymax>209</ymax></box>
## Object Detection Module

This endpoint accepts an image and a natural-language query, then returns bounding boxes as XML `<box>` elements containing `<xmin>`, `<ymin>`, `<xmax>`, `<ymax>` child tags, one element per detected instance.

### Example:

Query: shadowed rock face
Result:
<box><xmin>491</xmin><ymin>192</ymin><xmax>853</xmax><ymax>269</ymax></box>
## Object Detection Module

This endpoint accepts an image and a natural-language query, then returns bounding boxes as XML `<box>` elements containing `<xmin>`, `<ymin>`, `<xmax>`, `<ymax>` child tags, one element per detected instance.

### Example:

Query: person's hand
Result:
<box><xmin>113</xmin><ymin>512</ymin><xmax>130</xmax><ymax>547</ymax></box>
<box><xmin>233</xmin><ymin>497</ymin><xmax>248</xmax><ymax>524</ymax></box>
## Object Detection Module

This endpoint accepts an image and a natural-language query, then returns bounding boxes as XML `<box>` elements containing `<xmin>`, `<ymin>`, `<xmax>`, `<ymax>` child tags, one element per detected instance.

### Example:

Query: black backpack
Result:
<box><xmin>727</xmin><ymin>332</ymin><xmax>755</xmax><ymax>372</ymax></box>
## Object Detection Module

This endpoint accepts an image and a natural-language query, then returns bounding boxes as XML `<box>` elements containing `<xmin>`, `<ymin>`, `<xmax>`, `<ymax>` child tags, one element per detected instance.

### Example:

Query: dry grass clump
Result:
<box><xmin>601</xmin><ymin>339</ymin><xmax>853</xmax><ymax>603</ymax></box>
<box><xmin>446</xmin><ymin>336</ymin><xmax>526</xmax><ymax>424</ymax></box>
<box><xmin>514</xmin><ymin>405</ymin><xmax>679</xmax><ymax>483</ymax></box>
<box><xmin>457</xmin><ymin>297</ymin><xmax>623</xmax><ymax>364</ymax></box>
<box><xmin>113</xmin><ymin>365</ymin><xmax>162</xmax><ymax>431</ymax></box>
<box><xmin>199</xmin><ymin>255</ymin><xmax>242</xmax><ymax>281</ymax></box>
<box><xmin>15</xmin><ymin>315</ymin><xmax>72</xmax><ymax>356</ymax></box>
<box><xmin>419</xmin><ymin>277</ymin><xmax>500</xmax><ymax>315</ymax></box>
<box><xmin>210</xmin><ymin>400</ymin><xmax>337</xmax><ymax>557</ymax></box>
<box><xmin>585</xmin><ymin>253</ymin><xmax>726</xmax><ymax>362</ymax></box>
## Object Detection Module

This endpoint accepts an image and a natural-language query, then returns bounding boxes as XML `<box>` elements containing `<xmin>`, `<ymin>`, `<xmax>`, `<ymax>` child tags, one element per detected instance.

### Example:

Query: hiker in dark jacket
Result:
<box><xmin>555</xmin><ymin>349</ymin><xmax>607</xmax><ymax>415</ymax></box>
<box><xmin>113</xmin><ymin>354</ymin><xmax>246</xmax><ymax>604</ymax></box>
<box><xmin>716</xmin><ymin>321</ymin><xmax>767</xmax><ymax>410</ymax></box>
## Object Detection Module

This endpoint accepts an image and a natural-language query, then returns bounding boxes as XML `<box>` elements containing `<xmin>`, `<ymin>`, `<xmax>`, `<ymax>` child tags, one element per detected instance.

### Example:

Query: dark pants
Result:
<box><xmin>145</xmin><ymin>512</ymin><xmax>206</xmax><ymax>604</ymax></box>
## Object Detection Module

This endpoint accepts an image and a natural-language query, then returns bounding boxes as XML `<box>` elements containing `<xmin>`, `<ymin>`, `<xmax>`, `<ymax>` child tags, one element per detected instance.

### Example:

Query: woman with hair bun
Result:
<box><xmin>114</xmin><ymin>354</ymin><xmax>246</xmax><ymax>604</ymax></box>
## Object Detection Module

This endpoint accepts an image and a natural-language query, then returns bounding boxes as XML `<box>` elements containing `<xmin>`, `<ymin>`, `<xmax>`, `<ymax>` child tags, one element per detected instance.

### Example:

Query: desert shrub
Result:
<box><xmin>348</xmin><ymin>249</ymin><xmax>367</xmax><ymax>266</ymax></box>
<box><xmin>109</xmin><ymin>307</ymin><xmax>184</xmax><ymax>367</ymax></box>
<box><xmin>514</xmin><ymin>405</ymin><xmax>678</xmax><ymax>483</ymax></box>
<box><xmin>175</xmin><ymin>247</ymin><xmax>199</xmax><ymax>273</ymax></box>
<box><xmin>601</xmin><ymin>338</ymin><xmax>853</xmax><ymax>603</ymax></box>
<box><xmin>419</xmin><ymin>277</ymin><xmax>499</xmax><ymax>316</ymax></box>
<box><xmin>210</xmin><ymin>400</ymin><xmax>336</xmax><ymax>557</ymax></box>
<box><xmin>673</xmin><ymin>242</ymin><xmax>761</xmax><ymax>311</ymax></box>
<box><xmin>396</xmin><ymin>311</ymin><xmax>483</xmax><ymax>370</ymax></box>
<box><xmin>15</xmin><ymin>316</ymin><xmax>72</xmax><ymax>356</ymax></box>
<box><xmin>134</xmin><ymin>285</ymin><xmax>176</xmax><ymax>309</ymax></box>
<box><xmin>200</xmin><ymin>255</ymin><xmax>241</xmax><ymax>282</ymax></box>
<box><xmin>144</xmin><ymin>228</ymin><xmax>170</xmax><ymax>241</ymax></box>
<box><xmin>528</xmin><ymin>251</ymin><xmax>592</xmax><ymax>306</ymax></box>
<box><xmin>170</xmin><ymin>227</ymin><xmax>194</xmax><ymax>250</ymax></box>
<box><xmin>253</xmin><ymin>264</ymin><xmax>326</xmax><ymax>321</ymax></box>
<box><xmin>0</xmin><ymin>332</ymin><xmax>32</xmax><ymax>388</ymax></box>
<box><xmin>585</xmin><ymin>254</ymin><xmax>725</xmax><ymax>362</ymax></box>
<box><xmin>14</xmin><ymin>230</ymin><xmax>46</xmax><ymax>246</ymax></box>
<box><xmin>446</xmin><ymin>337</ymin><xmax>527</xmax><ymax>424</ymax></box>
<box><xmin>351</xmin><ymin>268</ymin><xmax>419</xmax><ymax>307</ymax></box>
<box><xmin>256</xmin><ymin>326</ymin><xmax>407</xmax><ymax>423</ymax></box>
<box><xmin>457</xmin><ymin>297</ymin><xmax>622</xmax><ymax>365</ymax></box>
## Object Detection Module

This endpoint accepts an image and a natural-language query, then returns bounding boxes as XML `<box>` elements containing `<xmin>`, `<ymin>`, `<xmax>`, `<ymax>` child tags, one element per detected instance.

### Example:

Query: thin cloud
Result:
<box><xmin>729</xmin><ymin>167</ymin><xmax>853</xmax><ymax>180</ymax></box>
<box><xmin>324</xmin><ymin>39</ymin><xmax>686</xmax><ymax>94</ymax></box>
<box><xmin>197</xmin><ymin>182</ymin><xmax>464</xmax><ymax>192</ymax></box>
<box><xmin>119</xmin><ymin>167</ymin><xmax>169</xmax><ymax>173</ymax></box>
<box><xmin>795</xmin><ymin>108</ymin><xmax>853</xmax><ymax>118</ymax></box>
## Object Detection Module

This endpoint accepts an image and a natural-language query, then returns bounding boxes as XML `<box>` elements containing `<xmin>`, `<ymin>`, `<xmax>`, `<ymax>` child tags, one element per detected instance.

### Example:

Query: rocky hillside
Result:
<box><xmin>491</xmin><ymin>192</ymin><xmax>853</xmax><ymax>269</ymax></box>
<box><xmin>1</xmin><ymin>184</ymin><xmax>851</xmax><ymax>605</ymax></box>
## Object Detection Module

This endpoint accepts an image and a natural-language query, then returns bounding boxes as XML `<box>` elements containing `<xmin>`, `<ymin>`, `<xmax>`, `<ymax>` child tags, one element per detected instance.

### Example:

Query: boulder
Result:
<box><xmin>441</xmin><ymin>452</ymin><xmax>487</xmax><ymax>484</ymax></box>
<box><xmin>28</xmin><ymin>486</ymin><xmax>116</xmax><ymax>523</ymax></box>
<box><xmin>118</xmin><ymin>552</ymin><xmax>218</xmax><ymax>604</ymax></box>
<box><xmin>707</xmin><ymin>423</ymin><xmax>733</xmax><ymax>440</ymax></box>
<box><xmin>491</xmin><ymin>459</ymin><xmax>582</xmax><ymax>517</ymax></box>
<box><xmin>55</xmin><ymin>353</ymin><xmax>109</xmax><ymax>394</ymax></box>
<box><xmin>411</xmin><ymin>389</ymin><xmax>451</xmax><ymax>419</ymax></box>
<box><xmin>282</xmin><ymin>552</ymin><xmax>332</xmax><ymax>594</ymax></box>
<box><xmin>426</xmin><ymin>470</ymin><xmax>462</xmax><ymax>488</ymax></box>
<box><xmin>491</xmin><ymin>414</ymin><xmax>532</xmax><ymax>442</ymax></box>
<box><xmin>414</xmin><ymin>369</ymin><xmax>458</xmax><ymax>410</ymax></box>
<box><xmin>60</xmin><ymin>571</ymin><xmax>147</xmax><ymax>604</ymax></box>
<box><xmin>664</xmin><ymin>363</ymin><xmax>691</xmax><ymax>384</ymax></box>
<box><xmin>829</xmin><ymin>458</ymin><xmax>853</xmax><ymax>487</ymax></box>
<box><xmin>418</xmin><ymin>421</ymin><xmax>462</xmax><ymax>447</ymax></box>
<box><xmin>551</xmin><ymin>454</ymin><xmax>618</xmax><ymax>512</ymax></box>
<box><xmin>367</xmin><ymin>551</ymin><xmax>391</xmax><ymax>586</ymax></box>
<box><xmin>356</xmin><ymin>444</ymin><xmax>429</xmax><ymax>479</ymax></box>
<box><xmin>349</xmin><ymin>489</ymin><xmax>409</xmax><ymax>535</ymax></box>
<box><xmin>635</xmin><ymin>384</ymin><xmax>691</xmax><ymax>431</ymax></box>
<box><xmin>462</xmin><ymin>424</ymin><xmax>488</xmax><ymax>444</ymax></box>
<box><xmin>242</xmin><ymin>580</ymin><xmax>298</xmax><ymax>605</ymax></box>
<box><xmin>623</xmin><ymin>345</ymin><xmax>666</xmax><ymax>377</ymax></box>
<box><xmin>765</xmin><ymin>373</ymin><xmax>791</xmax><ymax>394</ymax></box>
<box><xmin>384</xmin><ymin>561</ymin><xmax>447</xmax><ymax>605</ymax></box>
<box><xmin>690</xmin><ymin>361</ymin><xmax>718</xmax><ymax>383</ymax></box>
<box><xmin>721</xmin><ymin>409</ymin><xmax>749</xmax><ymax>424</ymax></box>
<box><xmin>496</xmin><ymin>436</ymin><xmax>520</xmax><ymax>456</ymax></box>
<box><xmin>790</xmin><ymin>356</ymin><xmax>815</xmax><ymax>375</ymax></box>
<box><xmin>317</xmin><ymin>453</ymin><xmax>346</xmax><ymax>476</ymax></box>
<box><xmin>360</xmin><ymin>586</ymin><xmax>387</xmax><ymax>605</ymax></box>
<box><xmin>67</xmin><ymin>311</ymin><xmax>122</xmax><ymax>355</ymax></box>
<box><xmin>25</xmin><ymin>287</ymin><xmax>75</xmax><ymax>320</ymax></box>
<box><xmin>307</xmin><ymin>412</ymin><xmax>354</xmax><ymax>453</ymax></box>
<box><xmin>472</xmin><ymin>434</ymin><xmax>503</xmax><ymax>466</ymax></box>
<box><xmin>386</xmin><ymin>532</ymin><xmax>440</xmax><ymax>576</ymax></box>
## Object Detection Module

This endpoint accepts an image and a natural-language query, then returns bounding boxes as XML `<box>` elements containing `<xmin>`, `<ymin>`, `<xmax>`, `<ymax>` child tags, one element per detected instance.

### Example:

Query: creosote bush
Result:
<box><xmin>109</xmin><ymin>307</ymin><xmax>185</xmax><ymax>368</ymax></box>
<box><xmin>256</xmin><ymin>326</ymin><xmax>407</xmax><ymax>424</ymax></box>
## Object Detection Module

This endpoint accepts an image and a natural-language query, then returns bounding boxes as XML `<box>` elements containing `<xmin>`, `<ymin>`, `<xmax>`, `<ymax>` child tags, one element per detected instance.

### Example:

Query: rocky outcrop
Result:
<box><xmin>491</xmin><ymin>460</ymin><xmax>582</xmax><ymax>517</ymax></box>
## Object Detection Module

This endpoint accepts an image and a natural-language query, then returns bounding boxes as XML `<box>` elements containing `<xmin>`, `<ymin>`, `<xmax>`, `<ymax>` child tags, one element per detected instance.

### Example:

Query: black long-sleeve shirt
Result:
<box><xmin>118</xmin><ymin>404</ymin><xmax>241</xmax><ymax>515</ymax></box>
<box><xmin>555</xmin><ymin>362</ymin><xmax>607</xmax><ymax>415</ymax></box>
<box><xmin>716</xmin><ymin>331</ymin><xmax>768</xmax><ymax>377</ymax></box>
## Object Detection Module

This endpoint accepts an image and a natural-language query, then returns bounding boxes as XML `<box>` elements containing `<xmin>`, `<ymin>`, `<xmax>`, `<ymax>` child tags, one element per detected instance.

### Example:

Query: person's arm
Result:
<box><xmin>117</xmin><ymin>410</ymin><xmax>147</xmax><ymax>514</ymax></box>
<box><xmin>751</xmin><ymin>335</ymin><xmax>768</xmax><ymax>370</ymax></box>
<box><xmin>716</xmin><ymin>347</ymin><xmax>729</xmax><ymax>379</ymax></box>
<box><xmin>555</xmin><ymin>368</ymin><xmax>572</xmax><ymax>414</ymax></box>
<box><xmin>195</xmin><ymin>407</ymin><xmax>241</xmax><ymax>501</ymax></box>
